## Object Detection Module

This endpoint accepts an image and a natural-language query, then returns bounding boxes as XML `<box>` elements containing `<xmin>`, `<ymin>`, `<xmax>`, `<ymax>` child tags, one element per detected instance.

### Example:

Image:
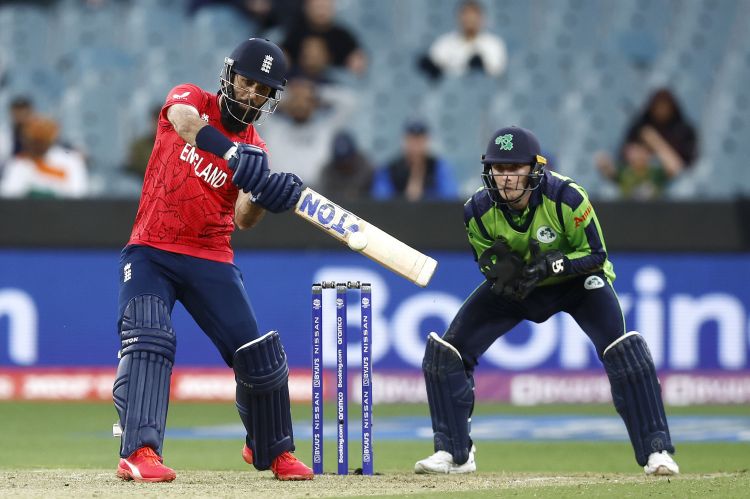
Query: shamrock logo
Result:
<box><xmin>495</xmin><ymin>134</ymin><xmax>513</xmax><ymax>151</ymax></box>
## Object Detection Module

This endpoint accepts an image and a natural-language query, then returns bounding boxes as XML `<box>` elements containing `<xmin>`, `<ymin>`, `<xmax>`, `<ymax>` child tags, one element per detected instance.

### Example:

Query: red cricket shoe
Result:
<box><xmin>271</xmin><ymin>451</ymin><xmax>314</xmax><ymax>481</ymax></box>
<box><xmin>117</xmin><ymin>447</ymin><xmax>176</xmax><ymax>483</ymax></box>
<box><xmin>242</xmin><ymin>444</ymin><xmax>254</xmax><ymax>465</ymax></box>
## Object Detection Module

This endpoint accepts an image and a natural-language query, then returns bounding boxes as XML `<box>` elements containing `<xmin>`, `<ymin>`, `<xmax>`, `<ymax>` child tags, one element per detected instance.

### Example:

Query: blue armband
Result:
<box><xmin>195</xmin><ymin>125</ymin><xmax>236</xmax><ymax>159</ymax></box>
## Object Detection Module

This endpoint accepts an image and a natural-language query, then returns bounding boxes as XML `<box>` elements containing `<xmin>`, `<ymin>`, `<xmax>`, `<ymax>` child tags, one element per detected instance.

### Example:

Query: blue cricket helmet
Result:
<box><xmin>480</xmin><ymin>126</ymin><xmax>547</xmax><ymax>205</ymax></box>
<box><xmin>220</xmin><ymin>38</ymin><xmax>288</xmax><ymax>127</ymax></box>
<box><xmin>226</xmin><ymin>38</ymin><xmax>287</xmax><ymax>93</ymax></box>
<box><xmin>481</xmin><ymin>126</ymin><xmax>542</xmax><ymax>165</ymax></box>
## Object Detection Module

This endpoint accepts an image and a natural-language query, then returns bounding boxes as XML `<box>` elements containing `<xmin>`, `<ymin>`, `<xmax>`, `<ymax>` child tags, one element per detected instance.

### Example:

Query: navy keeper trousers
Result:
<box><xmin>443</xmin><ymin>271</ymin><xmax>625</xmax><ymax>372</ymax></box>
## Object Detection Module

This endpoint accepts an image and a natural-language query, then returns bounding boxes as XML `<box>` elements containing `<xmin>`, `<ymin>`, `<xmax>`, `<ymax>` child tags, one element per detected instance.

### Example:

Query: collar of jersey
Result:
<box><xmin>498</xmin><ymin>179</ymin><xmax>544</xmax><ymax>233</ymax></box>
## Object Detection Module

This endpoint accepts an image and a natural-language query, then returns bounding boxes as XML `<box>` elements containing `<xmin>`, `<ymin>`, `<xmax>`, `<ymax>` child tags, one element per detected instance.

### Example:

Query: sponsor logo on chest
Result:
<box><xmin>180</xmin><ymin>143</ymin><xmax>227</xmax><ymax>188</ymax></box>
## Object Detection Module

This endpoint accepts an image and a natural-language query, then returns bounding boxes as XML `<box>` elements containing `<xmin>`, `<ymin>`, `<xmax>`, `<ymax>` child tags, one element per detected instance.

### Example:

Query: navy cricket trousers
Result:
<box><xmin>118</xmin><ymin>244</ymin><xmax>260</xmax><ymax>366</ymax></box>
<box><xmin>443</xmin><ymin>271</ymin><xmax>625</xmax><ymax>372</ymax></box>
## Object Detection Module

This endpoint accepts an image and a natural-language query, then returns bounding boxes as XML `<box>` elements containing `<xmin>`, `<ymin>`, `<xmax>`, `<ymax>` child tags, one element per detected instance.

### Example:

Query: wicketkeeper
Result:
<box><xmin>415</xmin><ymin>126</ymin><xmax>679</xmax><ymax>476</ymax></box>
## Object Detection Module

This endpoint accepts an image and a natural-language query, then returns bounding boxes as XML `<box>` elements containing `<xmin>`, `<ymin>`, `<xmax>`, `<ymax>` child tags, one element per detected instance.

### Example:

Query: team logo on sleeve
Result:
<box><xmin>172</xmin><ymin>91</ymin><xmax>190</xmax><ymax>99</ymax></box>
<box><xmin>536</xmin><ymin>226</ymin><xmax>557</xmax><ymax>243</ymax></box>
<box><xmin>584</xmin><ymin>276</ymin><xmax>605</xmax><ymax>290</ymax></box>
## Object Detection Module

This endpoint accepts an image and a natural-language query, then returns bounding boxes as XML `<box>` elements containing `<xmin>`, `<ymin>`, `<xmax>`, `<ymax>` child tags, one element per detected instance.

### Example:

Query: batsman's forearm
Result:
<box><xmin>235</xmin><ymin>191</ymin><xmax>266</xmax><ymax>230</ymax></box>
<box><xmin>167</xmin><ymin>104</ymin><xmax>208</xmax><ymax>146</ymax></box>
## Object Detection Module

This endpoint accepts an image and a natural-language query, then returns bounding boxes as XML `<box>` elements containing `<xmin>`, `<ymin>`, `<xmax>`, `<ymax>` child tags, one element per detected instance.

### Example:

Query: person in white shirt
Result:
<box><xmin>260</xmin><ymin>77</ymin><xmax>356</xmax><ymax>190</ymax></box>
<box><xmin>0</xmin><ymin>115</ymin><xmax>88</xmax><ymax>198</ymax></box>
<box><xmin>422</xmin><ymin>0</ymin><xmax>508</xmax><ymax>79</ymax></box>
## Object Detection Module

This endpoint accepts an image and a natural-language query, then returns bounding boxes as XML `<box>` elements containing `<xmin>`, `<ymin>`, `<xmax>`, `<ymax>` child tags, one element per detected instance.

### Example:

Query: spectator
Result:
<box><xmin>0</xmin><ymin>115</ymin><xmax>88</xmax><ymax>198</ymax></box>
<box><xmin>0</xmin><ymin>97</ymin><xmax>35</xmax><ymax>170</ymax></box>
<box><xmin>419</xmin><ymin>0</ymin><xmax>507</xmax><ymax>81</ymax></box>
<box><xmin>187</xmin><ymin>0</ymin><xmax>303</xmax><ymax>33</ymax></box>
<box><xmin>123</xmin><ymin>105</ymin><xmax>161</xmax><ymax>179</ymax></box>
<box><xmin>623</xmin><ymin>88</ymin><xmax>698</xmax><ymax>170</ymax></box>
<box><xmin>286</xmin><ymin>35</ymin><xmax>335</xmax><ymax>84</ymax></box>
<box><xmin>372</xmin><ymin>119</ymin><xmax>458</xmax><ymax>201</ymax></box>
<box><xmin>282</xmin><ymin>0</ymin><xmax>367</xmax><ymax>77</ymax></box>
<box><xmin>260</xmin><ymin>77</ymin><xmax>357</xmax><ymax>189</ymax></box>
<box><xmin>595</xmin><ymin>140</ymin><xmax>670</xmax><ymax>200</ymax></box>
<box><xmin>319</xmin><ymin>131</ymin><xmax>374</xmax><ymax>201</ymax></box>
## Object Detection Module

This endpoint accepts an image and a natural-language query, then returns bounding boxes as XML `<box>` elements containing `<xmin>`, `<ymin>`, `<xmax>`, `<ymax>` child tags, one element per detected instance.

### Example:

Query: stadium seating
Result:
<box><xmin>0</xmin><ymin>0</ymin><xmax>747</xmax><ymax>198</ymax></box>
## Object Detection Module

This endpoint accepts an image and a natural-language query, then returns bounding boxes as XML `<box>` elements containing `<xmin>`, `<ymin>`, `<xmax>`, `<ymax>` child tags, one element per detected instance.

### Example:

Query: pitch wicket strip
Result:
<box><xmin>311</xmin><ymin>281</ymin><xmax>373</xmax><ymax>476</ymax></box>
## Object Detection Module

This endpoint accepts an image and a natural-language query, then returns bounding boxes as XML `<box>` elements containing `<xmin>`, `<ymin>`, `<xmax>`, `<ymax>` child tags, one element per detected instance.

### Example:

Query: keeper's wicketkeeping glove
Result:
<box><xmin>478</xmin><ymin>239</ymin><xmax>525</xmax><ymax>299</ymax></box>
<box><xmin>512</xmin><ymin>239</ymin><xmax>569</xmax><ymax>301</ymax></box>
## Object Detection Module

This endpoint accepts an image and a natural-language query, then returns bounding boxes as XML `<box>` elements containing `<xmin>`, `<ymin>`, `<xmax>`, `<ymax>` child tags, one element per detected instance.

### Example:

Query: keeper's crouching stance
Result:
<box><xmin>415</xmin><ymin>126</ymin><xmax>678</xmax><ymax>476</ymax></box>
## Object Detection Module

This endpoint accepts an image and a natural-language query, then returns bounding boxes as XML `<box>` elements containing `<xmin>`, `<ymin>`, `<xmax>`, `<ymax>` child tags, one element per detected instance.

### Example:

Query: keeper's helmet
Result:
<box><xmin>219</xmin><ymin>38</ymin><xmax>287</xmax><ymax>126</ymax></box>
<box><xmin>480</xmin><ymin>126</ymin><xmax>547</xmax><ymax>205</ymax></box>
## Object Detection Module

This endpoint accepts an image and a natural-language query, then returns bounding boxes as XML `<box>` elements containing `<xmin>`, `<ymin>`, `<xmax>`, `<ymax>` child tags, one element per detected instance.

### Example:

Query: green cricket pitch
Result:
<box><xmin>0</xmin><ymin>402</ymin><xmax>747</xmax><ymax>498</ymax></box>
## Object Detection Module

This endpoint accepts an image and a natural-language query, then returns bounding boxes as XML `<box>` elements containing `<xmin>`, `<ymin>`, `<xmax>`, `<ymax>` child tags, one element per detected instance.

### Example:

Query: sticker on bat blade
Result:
<box><xmin>298</xmin><ymin>190</ymin><xmax>361</xmax><ymax>235</ymax></box>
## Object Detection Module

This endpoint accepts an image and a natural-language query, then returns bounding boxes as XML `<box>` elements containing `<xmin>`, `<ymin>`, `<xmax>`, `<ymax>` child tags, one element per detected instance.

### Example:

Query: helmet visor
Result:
<box><xmin>481</xmin><ymin>161</ymin><xmax>544</xmax><ymax>205</ymax></box>
<box><xmin>220</xmin><ymin>70</ymin><xmax>282</xmax><ymax>125</ymax></box>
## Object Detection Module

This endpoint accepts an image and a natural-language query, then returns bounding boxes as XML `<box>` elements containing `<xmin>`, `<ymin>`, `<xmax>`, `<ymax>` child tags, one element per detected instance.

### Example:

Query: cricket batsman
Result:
<box><xmin>415</xmin><ymin>126</ymin><xmax>679</xmax><ymax>476</ymax></box>
<box><xmin>113</xmin><ymin>38</ymin><xmax>313</xmax><ymax>482</ymax></box>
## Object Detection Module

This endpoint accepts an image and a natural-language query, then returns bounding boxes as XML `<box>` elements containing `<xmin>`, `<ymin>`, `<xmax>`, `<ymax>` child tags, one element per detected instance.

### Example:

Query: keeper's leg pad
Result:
<box><xmin>112</xmin><ymin>295</ymin><xmax>176</xmax><ymax>458</ymax></box>
<box><xmin>603</xmin><ymin>332</ymin><xmax>675</xmax><ymax>466</ymax></box>
<box><xmin>233</xmin><ymin>331</ymin><xmax>294</xmax><ymax>470</ymax></box>
<box><xmin>422</xmin><ymin>332</ymin><xmax>474</xmax><ymax>465</ymax></box>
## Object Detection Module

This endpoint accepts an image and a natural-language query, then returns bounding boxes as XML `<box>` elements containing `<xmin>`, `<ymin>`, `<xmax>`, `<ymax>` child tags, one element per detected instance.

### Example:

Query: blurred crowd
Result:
<box><xmin>0</xmin><ymin>0</ymin><xmax>703</xmax><ymax>201</ymax></box>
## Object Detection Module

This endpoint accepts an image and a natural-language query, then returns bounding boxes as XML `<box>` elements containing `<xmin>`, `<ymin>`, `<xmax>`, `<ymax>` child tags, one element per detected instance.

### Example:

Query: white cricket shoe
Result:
<box><xmin>414</xmin><ymin>445</ymin><xmax>476</xmax><ymax>474</ymax></box>
<box><xmin>644</xmin><ymin>450</ymin><xmax>680</xmax><ymax>476</ymax></box>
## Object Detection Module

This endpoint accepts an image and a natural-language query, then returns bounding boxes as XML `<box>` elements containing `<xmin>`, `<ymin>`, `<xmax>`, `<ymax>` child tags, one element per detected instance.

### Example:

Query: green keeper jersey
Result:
<box><xmin>463</xmin><ymin>171</ymin><xmax>615</xmax><ymax>286</ymax></box>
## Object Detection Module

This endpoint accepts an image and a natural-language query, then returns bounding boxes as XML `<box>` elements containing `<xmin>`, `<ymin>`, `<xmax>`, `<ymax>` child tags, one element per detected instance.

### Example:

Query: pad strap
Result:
<box><xmin>603</xmin><ymin>332</ymin><xmax>675</xmax><ymax>466</ymax></box>
<box><xmin>233</xmin><ymin>331</ymin><xmax>294</xmax><ymax>470</ymax></box>
<box><xmin>113</xmin><ymin>295</ymin><xmax>176</xmax><ymax>457</ymax></box>
<box><xmin>422</xmin><ymin>332</ymin><xmax>474</xmax><ymax>465</ymax></box>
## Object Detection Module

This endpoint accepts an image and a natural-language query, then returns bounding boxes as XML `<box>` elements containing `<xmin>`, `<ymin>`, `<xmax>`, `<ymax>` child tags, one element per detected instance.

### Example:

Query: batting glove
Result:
<box><xmin>253</xmin><ymin>172</ymin><xmax>304</xmax><ymax>213</ymax></box>
<box><xmin>227</xmin><ymin>143</ymin><xmax>270</xmax><ymax>194</ymax></box>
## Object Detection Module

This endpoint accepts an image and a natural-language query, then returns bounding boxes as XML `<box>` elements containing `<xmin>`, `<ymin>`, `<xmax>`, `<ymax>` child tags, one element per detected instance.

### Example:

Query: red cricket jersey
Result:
<box><xmin>128</xmin><ymin>84</ymin><xmax>267</xmax><ymax>263</ymax></box>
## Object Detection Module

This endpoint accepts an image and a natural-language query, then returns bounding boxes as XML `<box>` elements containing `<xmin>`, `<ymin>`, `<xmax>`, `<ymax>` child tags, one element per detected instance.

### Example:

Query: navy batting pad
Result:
<box><xmin>603</xmin><ymin>332</ymin><xmax>675</xmax><ymax>466</ymax></box>
<box><xmin>233</xmin><ymin>331</ymin><xmax>294</xmax><ymax>470</ymax></box>
<box><xmin>113</xmin><ymin>295</ymin><xmax>176</xmax><ymax>458</ymax></box>
<box><xmin>422</xmin><ymin>332</ymin><xmax>475</xmax><ymax>465</ymax></box>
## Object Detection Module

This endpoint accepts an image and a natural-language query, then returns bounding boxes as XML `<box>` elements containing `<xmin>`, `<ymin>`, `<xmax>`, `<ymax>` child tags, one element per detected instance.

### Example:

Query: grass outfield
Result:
<box><xmin>0</xmin><ymin>402</ymin><xmax>748</xmax><ymax>498</ymax></box>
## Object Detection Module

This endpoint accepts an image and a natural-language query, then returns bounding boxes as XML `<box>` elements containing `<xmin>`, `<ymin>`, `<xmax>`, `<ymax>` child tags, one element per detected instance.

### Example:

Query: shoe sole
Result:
<box><xmin>651</xmin><ymin>465</ymin><xmax>678</xmax><ymax>476</ymax></box>
<box><xmin>273</xmin><ymin>473</ymin><xmax>314</xmax><ymax>481</ymax></box>
<box><xmin>414</xmin><ymin>464</ymin><xmax>475</xmax><ymax>474</ymax></box>
<box><xmin>117</xmin><ymin>468</ymin><xmax>176</xmax><ymax>483</ymax></box>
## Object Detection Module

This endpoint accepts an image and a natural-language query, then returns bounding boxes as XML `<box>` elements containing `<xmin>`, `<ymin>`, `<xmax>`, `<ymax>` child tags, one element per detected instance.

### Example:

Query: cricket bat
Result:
<box><xmin>294</xmin><ymin>188</ymin><xmax>438</xmax><ymax>287</ymax></box>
